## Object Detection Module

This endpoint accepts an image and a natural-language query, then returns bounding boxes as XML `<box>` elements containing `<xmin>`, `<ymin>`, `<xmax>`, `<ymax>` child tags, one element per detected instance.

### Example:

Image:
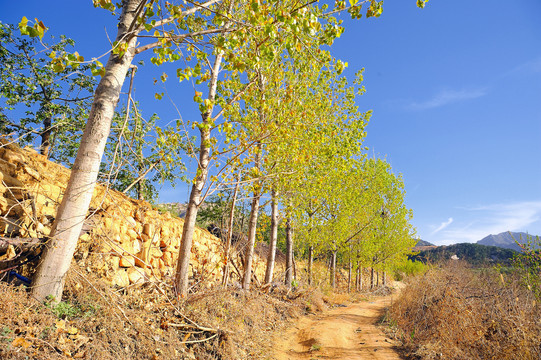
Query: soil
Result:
<box><xmin>272</xmin><ymin>292</ymin><xmax>403</xmax><ymax>360</ymax></box>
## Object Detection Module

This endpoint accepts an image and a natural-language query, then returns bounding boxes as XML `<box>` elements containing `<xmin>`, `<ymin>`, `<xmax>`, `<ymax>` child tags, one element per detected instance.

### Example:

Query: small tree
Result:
<box><xmin>0</xmin><ymin>22</ymin><xmax>95</xmax><ymax>159</ymax></box>
<box><xmin>513</xmin><ymin>235</ymin><xmax>541</xmax><ymax>300</ymax></box>
<box><xmin>102</xmin><ymin>103</ymin><xmax>189</xmax><ymax>202</ymax></box>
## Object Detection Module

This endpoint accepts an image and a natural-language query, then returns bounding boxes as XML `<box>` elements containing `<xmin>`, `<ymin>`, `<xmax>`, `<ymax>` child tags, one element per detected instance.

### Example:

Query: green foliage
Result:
<box><xmin>512</xmin><ymin>235</ymin><xmax>541</xmax><ymax>300</ymax></box>
<box><xmin>412</xmin><ymin>243</ymin><xmax>518</xmax><ymax>266</ymax></box>
<box><xmin>44</xmin><ymin>297</ymin><xmax>99</xmax><ymax>320</ymax></box>
<box><xmin>393</xmin><ymin>259</ymin><xmax>429</xmax><ymax>280</ymax></box>
<box><xmin>0</xmin><ymin>326</ymin><xmax>12</xmax><ymax>337</ymax></box>
<box><xmin>101</xmin><ymin>102</ymin><xmax>190</xmax><ymax>202</ymax></box>
<box><xmin>292</xmin><ymin>156</ymin><xmax>416</xmax><ymax>278</ymax></box>
<box><xmin>0</xmin><ymin>22</ymin><xmax>95</xmax><ymax>160</ymax></box>
<box><xmin>18</xmin><ymin>16</ymin><xmax>47</xmax><ymax>39</ymax></box>
<box><xmin>196</xmin><ymin>194</ymin><xmax>232</xmax><ymax>228</ymax></box>
<box><xmin>417</xmin><ymin>0</ymin><xmax>429</xmax><ymax>9</ymax></box>
<box><xmin>14</xmin><ymin>0</ymin><xmax>429</xmax><ymax>297</ymax></box>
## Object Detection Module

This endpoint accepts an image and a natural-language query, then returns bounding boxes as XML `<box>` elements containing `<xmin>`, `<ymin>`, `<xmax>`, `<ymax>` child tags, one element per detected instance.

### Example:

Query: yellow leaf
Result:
<box><xmin>55</xmin><ymin>319</ymin><xmax>67</xmax><ymax>332</ymax></box>
<box><xmin>5</xmin><ymin>245</ymin><xmax>16</xmax><ymax>260</ymax></box>
<box><xmin>12</xmin><ymin>337</ymin><xmax>32</xmax><ymax>348</ymax></box>
<box><xmin>182</xmin><ymin>333</ymin><xmax>191</xmax><ymax>342</ymax></box>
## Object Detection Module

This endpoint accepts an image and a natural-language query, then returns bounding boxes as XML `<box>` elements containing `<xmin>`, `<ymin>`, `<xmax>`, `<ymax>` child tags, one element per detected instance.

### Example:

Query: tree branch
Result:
<box><xmin>151</xmin><ymin>0</ymin><xmax>224</xmax><ymax>29</ymax></box>
<box><xmin>135</xmin><ymin>28</ymin><xmax>236</xmax><ymax>54</ymax></box>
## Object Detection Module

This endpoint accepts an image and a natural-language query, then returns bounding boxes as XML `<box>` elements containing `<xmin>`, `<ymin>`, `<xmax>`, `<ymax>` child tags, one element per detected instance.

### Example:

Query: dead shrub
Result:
<box><xmin>389</xmin><ymin>262</ymin><xmax>541</xmax><ymax>360</ymax></box>
<box><xmin>0</xmin><ymin>264</ymin><xmax>326</xmax><ymax>360</ymax></box>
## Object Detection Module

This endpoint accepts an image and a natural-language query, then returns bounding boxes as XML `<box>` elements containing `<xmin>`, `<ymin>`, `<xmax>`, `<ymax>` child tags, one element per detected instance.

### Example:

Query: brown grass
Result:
<box><xmin>0</xmin><ymin>264</ymin><xmax>329</xmax><ymax>360</ymax></box>
<box><xmin>388</xmin><ymin>262</ymin><xmax>541</xmax><ymax>360</ymax></box>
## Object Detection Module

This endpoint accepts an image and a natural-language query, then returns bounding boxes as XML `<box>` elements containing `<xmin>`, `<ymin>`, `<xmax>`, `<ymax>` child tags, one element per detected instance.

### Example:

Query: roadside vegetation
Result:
<box><xmin>1</xmin><ymin>258</ymin><xmax>397</xmax><ymax>359</ymax></box>
<box><xmin>388</xmin><ymin>260</ymin><xmax>541</xmax><ymax>360</ymax></box>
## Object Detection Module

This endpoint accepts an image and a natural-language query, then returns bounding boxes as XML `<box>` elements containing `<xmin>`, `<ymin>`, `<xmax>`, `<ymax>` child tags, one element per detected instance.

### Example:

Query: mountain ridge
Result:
<box><xmin>477</xmin><ymin>231</ymin><xmax>539</xmax><ymax>252</ymax></box>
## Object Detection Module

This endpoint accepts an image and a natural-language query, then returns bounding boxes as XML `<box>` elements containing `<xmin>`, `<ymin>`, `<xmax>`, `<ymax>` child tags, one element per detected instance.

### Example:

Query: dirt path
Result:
<box><xmin>272</xmin><ymin>294</ymin><xmax>402</xmax><ymax>360</ymax></box>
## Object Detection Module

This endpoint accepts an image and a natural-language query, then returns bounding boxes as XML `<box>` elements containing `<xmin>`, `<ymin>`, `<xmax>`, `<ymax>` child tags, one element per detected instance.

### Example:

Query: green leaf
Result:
<box><xmin>417</xmin><ymin>0</ymin><xmax>428</xmax><ymax>8</ymax></box>
<box><xmin>18</xmin><ymin>16</ymin><xmax>29</xmax><ymax>35</ymax></box>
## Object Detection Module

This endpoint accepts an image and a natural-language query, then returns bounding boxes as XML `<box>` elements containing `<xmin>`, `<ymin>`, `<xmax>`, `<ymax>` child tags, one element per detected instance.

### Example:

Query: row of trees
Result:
<box><xmin>4</xmin><ymin>0</ymin><xmax>426</xmax><ymax>302</ymax></box>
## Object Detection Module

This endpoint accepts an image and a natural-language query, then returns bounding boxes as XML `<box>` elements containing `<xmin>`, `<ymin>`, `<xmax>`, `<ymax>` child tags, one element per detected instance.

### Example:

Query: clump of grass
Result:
<box><xmin>43</xmin><ymin>297</ymin><xmax>100</xmax><ymax>320</ymax></box>
<box><xmin>389</xmin><ymin>262</ymin><xmax>541</xmax><ymax>360</ymax></box>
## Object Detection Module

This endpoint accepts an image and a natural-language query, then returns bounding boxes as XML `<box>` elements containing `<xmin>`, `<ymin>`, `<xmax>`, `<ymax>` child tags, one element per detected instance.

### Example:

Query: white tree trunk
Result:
<box><xmin>174</xmin><ymin>47</ymin><xmax>224</xmax><ymax>296</ymax></box>
<box><xmin>330</xmin><ymin>250</ymin><xmax>337</xmax><ymax>289</ymax></box>
<box><xmin>284</xmin><ymin>217</ymin><xmax>294</xmax><ymax>287</ymax></box>
<box><xmin>174</xmin><ymin>169</ymin><xmax>207</xmax><ymax>296</ymax></box>
<box><xmin>264</xmin><ymin>190</ymin><xmax>278</xmax><ymax>284</ymax></box>
<box><xmin>222</xmin><ymin>171</ymin><xmax>241</xmax><ymax>287</ymax></box>
<box><xmin>307</xmin><ymin>245</ymin><xmax>313</xmax><ymax>285</ymax></box>
<box><xmin>241</xmin><ymin>147</ymin><xmax>262</xmax><ymax>290</ymax></box>
<box><xmin>31</xmin><ymin>0</ymin><xmax>141</xmax><ymax>302</ymax></box>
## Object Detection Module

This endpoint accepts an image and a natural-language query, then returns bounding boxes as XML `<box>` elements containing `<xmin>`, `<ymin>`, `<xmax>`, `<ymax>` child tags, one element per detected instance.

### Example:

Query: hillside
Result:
<box><xmin>413</xmin><ymin>239</ymin><xmax>435</xmax><ymax>251</ymax></box>
<box><xmin>410</xmin><ymin>242</ymin><xmax>518</xmax><ymax>265</ymax></box>
<box><xmin>477</xmin><ymin>231</ymin><xmax>539</xmax><ymax>252</ymax></box>
<box><xmin>415</xmin><ymin>239</ymin><xmax>435</xmax><ymax>247</ymax></box>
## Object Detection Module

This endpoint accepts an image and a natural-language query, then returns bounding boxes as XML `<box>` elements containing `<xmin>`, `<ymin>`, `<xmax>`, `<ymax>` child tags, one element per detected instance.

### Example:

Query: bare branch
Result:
<box><xmin>151</xmin><ymin>0</ymin><xmax>224</xmax><ymax>28</ymax></box>
<box><xmin>135</xmin><ymin>28</ymin><xmax>236</xmax><ymax>54</ymax></box>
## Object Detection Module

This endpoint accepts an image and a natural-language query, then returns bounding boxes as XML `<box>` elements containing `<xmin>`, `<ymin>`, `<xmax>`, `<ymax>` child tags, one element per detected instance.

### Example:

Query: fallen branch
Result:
<box><xmin>0</xmin><ymin>236</ymin><xmax>45</xmax><ymax>251</ymax></box>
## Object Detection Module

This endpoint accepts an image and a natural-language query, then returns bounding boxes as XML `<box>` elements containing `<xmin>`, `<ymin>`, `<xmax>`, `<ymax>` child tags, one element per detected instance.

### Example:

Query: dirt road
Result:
<box><xmin>272</xmin><ymin>294</ymin><xmax>402</xmax><ymax>360</ymax></box>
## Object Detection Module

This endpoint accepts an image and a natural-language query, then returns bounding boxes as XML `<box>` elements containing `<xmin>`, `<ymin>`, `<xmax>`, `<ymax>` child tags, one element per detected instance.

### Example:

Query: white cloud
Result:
<box><xmin>506</xmin><ymin>56</ymin><xmax>541</xmax><ymax>76</ymax></box>
<box><xmin>433</xmin><ymin>201</ymin><xmax>541</xmax><ymax>245</ymax></box>
<box><xmin>408</xmin><ymin>88</ymin><xmax>488</xmax><ymax>110</ymax></box>
<box><xmin>431</xmin><ymin>217</ymin><xmax>454</xmax><ymax>235</ymax></box>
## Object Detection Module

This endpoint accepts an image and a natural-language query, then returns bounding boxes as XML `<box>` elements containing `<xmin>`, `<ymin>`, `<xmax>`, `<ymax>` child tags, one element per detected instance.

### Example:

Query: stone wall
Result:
<box><xmin>0</xmin><ymin>139</ymin><xmax>268</xmax><ymax>288</ymax></box>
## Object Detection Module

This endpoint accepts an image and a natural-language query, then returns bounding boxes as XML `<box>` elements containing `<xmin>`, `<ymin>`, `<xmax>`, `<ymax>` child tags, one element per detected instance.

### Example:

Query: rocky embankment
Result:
<box><xmin>0</xmin><ymin>139</ymin><xmax>266</xmax><ymax>287</ymax></box>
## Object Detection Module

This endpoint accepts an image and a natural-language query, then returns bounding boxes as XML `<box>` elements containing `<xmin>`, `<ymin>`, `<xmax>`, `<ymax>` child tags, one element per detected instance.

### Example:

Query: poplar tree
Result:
<box><xmin>23</xmin><ymin>0</ymin><xmax>427</xmax><ymax>301</ymax></box>
<box><xmin>30</xmin><ymin>0</ymin><xmax>233</xmax><ymax>302</ymax></box>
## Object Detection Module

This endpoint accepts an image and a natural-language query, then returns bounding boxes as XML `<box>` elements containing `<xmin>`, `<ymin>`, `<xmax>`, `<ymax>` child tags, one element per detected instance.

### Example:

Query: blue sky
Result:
<box><xmin>2</xmin><ymin>0</ymin><xmax>540</xmax><ymax>245</ymax></box>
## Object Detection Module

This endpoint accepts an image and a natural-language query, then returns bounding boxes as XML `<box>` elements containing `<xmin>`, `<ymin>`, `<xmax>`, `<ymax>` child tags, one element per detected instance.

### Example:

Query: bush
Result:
<box><xmin>389</xmin><ymin>263</ymin><xmax>541</xmax><ymax>360</ymax></box>
<box><xmin>512</xmin><ymin>234</ymin><xmax>541</xmax><ymax>300</ymax></box>
<box><xmin>393</xmin><ymin>259</ymin><xmax>429</xmax><ymax>280</ymax></box>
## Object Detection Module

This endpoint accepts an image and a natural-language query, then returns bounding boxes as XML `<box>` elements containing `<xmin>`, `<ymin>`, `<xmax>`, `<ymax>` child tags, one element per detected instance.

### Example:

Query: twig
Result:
<box><xmin>182</xmin><ymin>333</ymin><xmax>219</xmax><ymax>344</ymax></box>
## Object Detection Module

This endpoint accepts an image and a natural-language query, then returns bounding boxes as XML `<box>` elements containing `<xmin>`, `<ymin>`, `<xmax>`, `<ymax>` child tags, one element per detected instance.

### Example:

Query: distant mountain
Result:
<box><xmin>477</xmin><ymin>231</ymin><xmax>539</xmax><ymax>252</ymax></box>
<box><xmin>415</xmin><ymin>239</ymin><xmax>435</xmax><ymax>247</ymax></box>
<box><xmin>411</xmin><ymin>243</ymin><xmax>518</xmax><ymax>266</ymax></box>
<box><xmin>157</xmin><ymin>202</ymin><xmax>187</xmax><ymax>218</ymax></box>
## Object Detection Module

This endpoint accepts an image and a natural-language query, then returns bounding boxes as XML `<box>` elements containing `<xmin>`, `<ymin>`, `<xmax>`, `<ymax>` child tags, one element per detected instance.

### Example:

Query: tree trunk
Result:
<box><xmin>40</xmin><ymin>116</ymin><xmax>52</xmax><ymax>158</ymax></box>
<box><xmin>174</xmin><ymin>175</ymin><xmax>206</xmax><ymax>296</ymax></box>
<box><xmin>284</xmin><ymin>217</ymin><xmax>294</xmax><ymax>287</ymax></box>
<box><xmin>330</xmin><ymin>250</ymin><xmax>337</xmax><ymax>289</ymax></box>
<box><xmin>355</xmin><ymin>262</ymin><xmax>360</xmax><ymax>291</ymax></box>
<box><xmin>376</xmin><ymin>270</ymin><xmax>380</xmax><ymax>287</ymax></box>
<box><xmin>31</xmin><ymin>0</ymin><xmax>141</xmax><ymax>303</ymax></box>
<box><xmin>292</xmin><ymin>246</ymin><xmax>297</xmax><ymax>279</ymax></box>
<box><xmin>359</xmin><ymin>266</ymin><xmax>363</xmax><ymax>291</ymax></box>
<box><xmin>241</xmin><ymin>162</ymin><xmax>262</xmax><ymax>290</ymax></box>
<box><xmin>307</xmin><ymin>245</ymin><xmax>313</xmax><ymax>285</ymax></box>
<box><xmin>222</xmin><ymin>171</ymin><xmax>241</xmax><ymax>287</ymax></box>
<box><xmin>137</xmin><ymin>125</ymin><xmax>145</xmax><ymax>201</ymax></box>
<box><xmin>242</xmin><ymin>67</ymin><xmax>265</xmax><ymax>290</ymax></box>
<box><xmin>370</xmin><ymin>267</ymin><xmax>375</xmax><ymax>290</ymax></box>
<box><xmin>383</xmin><ymin>271</ymin><xmax>387</xmax><ymax>286</ymax></box>
<box><xmin>264</xmin><ymin>189</ymin><xmax>278</xmax><ymax>284</ymax></box>
<box><xmin>347</xmin><ymin>257</ymin><xmax>352</xmax><ymax>293</ymax></box>
<box><xmin>174</xmin><ymin>35</ymin><xmax>226</xmax><ymax>297</ymax></box>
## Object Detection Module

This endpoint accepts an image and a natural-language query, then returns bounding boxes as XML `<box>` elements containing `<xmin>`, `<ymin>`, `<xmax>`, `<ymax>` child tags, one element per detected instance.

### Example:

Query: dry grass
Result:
<box><xmin>388</xmin><ymin>262</ymin><xmax>541</xmax><ymax>360</ymax></box>
<box><xmin>0</xmin><ymin>264</ymin><xmax>329</xmax><ymax>360</ymax></box>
